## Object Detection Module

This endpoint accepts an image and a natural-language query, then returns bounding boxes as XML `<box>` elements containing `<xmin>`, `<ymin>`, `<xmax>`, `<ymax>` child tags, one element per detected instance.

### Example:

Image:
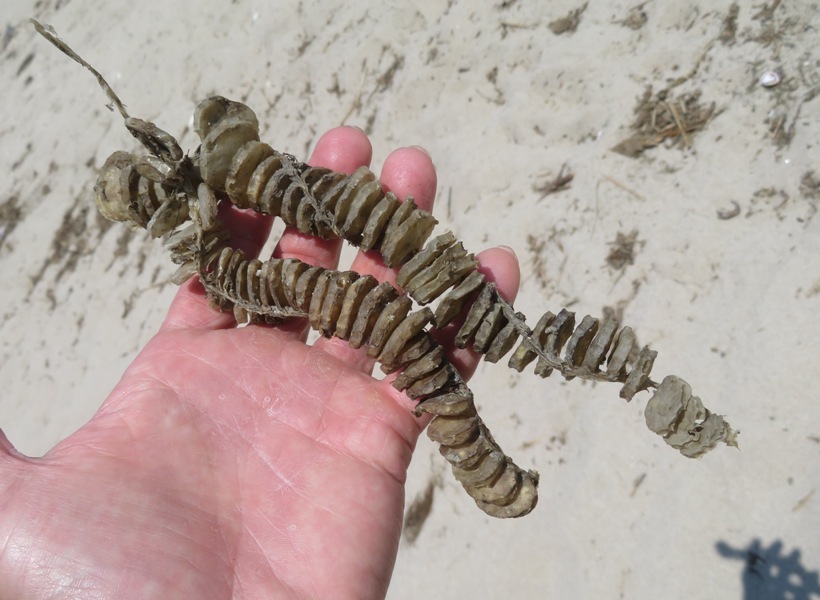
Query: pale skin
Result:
<box><xmin>0</xmin><ymin>128</ymin><xmax>520</xmax><ymax>600</ymax></box>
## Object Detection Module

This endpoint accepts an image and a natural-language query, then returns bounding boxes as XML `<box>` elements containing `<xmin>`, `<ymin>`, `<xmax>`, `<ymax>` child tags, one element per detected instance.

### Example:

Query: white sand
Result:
<box><xmin>1</xmin><ymin>1</ymin><xmax>819</xmax><ymax>598</ymax></box>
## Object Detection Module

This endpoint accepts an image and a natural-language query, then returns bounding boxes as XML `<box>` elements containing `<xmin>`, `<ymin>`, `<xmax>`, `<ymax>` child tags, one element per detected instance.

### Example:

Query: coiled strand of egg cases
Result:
<box><xmin>98</xmin><ymin>141</ymin><xmax>729</xmax><ymax>460</ymax></box>
<box><xmin>190</xmin><ymin>96</ymin><xmax>654</xmax><ymax>394</ymax></box>
<box><xmin>100</xmin><ymin>97</ymin><xmax>731</xmax><ymax>463</ymax></box>
<box><xmin>200</xmin><ymin>245</ymin><xmax>539</xmax><ymax>517</ymax></box>
<box><xmin>193</xmin><ymin>97</ymin><xmax>734</xmax><ymax>456</ymax></box>
<box><xmin>193</xmin><ymin>96</ymin><xmax>437</xmax><ymax>268</ymax></box>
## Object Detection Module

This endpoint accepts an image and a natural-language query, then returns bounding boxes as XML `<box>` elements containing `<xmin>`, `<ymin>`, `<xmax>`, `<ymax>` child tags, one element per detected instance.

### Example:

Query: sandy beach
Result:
<box><xmin>1</xmin><ymin>1</ymin><xmax>819</xmax><ymax>598</ymax></box>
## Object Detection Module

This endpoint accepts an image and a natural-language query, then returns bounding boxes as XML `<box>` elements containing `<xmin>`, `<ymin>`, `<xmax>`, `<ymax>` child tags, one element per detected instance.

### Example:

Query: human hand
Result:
<box><xmin>0</xmin><ymin>127</ymin><xmax>520</xmax><ymax>600</ymax></box>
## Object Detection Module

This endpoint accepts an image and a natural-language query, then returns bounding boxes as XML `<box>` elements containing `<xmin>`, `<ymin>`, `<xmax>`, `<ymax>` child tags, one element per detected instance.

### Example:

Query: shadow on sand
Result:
<box><xmin>716</xmin><ymin>538</ymin><xmax>820</xmax><ymax>599</ymax></box>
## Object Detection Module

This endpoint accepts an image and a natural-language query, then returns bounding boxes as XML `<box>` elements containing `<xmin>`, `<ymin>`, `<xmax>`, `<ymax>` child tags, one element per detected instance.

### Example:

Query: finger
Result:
<box><xmin>313</xmin><ymin>146</ymin><xmax>437</xmax><ymax>368</ymax></box>
<box><xmin>160</xmin><ymin>203</ymin><xmax>274</xmax><ymax>331</ymax></box>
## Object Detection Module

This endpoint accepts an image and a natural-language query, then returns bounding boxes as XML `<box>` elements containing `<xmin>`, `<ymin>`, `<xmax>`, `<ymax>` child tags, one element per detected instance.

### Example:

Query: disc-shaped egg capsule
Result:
<box><xmin>380</xmin><ymin>208</ymin><xmax>438</xmax><ymax>267</ymax></box>
<box><xmin>483</xmin><ymin>313</ymin><xmax>523</xmax><ymax>364</ymax></box>
<box><xmin>360</xmin><ymin>192</ymin><xmax>401</xmax><ymax>251</ymax></box>
<box><xmin>293</xmin><ymin>266</ymin><xmax>325</xmax><ymax>312</ymax></box>
<box><xmin>475</xmin><ymin>471</ymin><xmax>539</xmax><ymax>518</ymax></box>
<box><xmin>194</xmin><ymin>96</ymin><xmax>259</xmax><ymax>142</ymax></box>
<box><xmin>146</xmin><ymin>194</ymin><xmax>188</xmax><ymax>238</ymax></box>
<box><xmin>433</xmin><ymin>270</ymin><xmax>485</xmax><ymax>327</ymax></box>
<box><xmin>427</xmin><ymin>412</ymin><xmax>480</xmax><ymax>447</ymax></box>
<box><xmin>318</xmin><ymin>271</ymin><xmax>359</xmax><ymax>337</ymax></box>
<box><xmin>225</xmin><ymin>141</ymin><xmax>275</xmax><ymax>208</ymax></box>
<box><xmin>95</xmin><ymin>151</ymin><xmax>139</xmax><ymax>223</ymax></box>
<box><xmin>377</xmin><ymin>307</ymin><xmax>434</xmax><ymax>373</ymax></box>
<box><xmin>200</xmin><ymin>116</ymin><xmax>260</xmax><ymax>191</ymax></box>
<box><xmin>348</xmin><ymin>282</ymin><xmax>399</xmax><ymax>349</ymax></box>
<box><xmin>393</xmin><ymin>346</ymin><xmax>446</xmax><ymax>391</ymax></box>
<box><xmin>334</xmin><ymin>276</ymin><xmax>380</xmax><ymax>340</ymax></box>
<box><xmin>414</xmin><ymin>388</ymin><xmax>474</xmax><ymax>417</ymax></box>
<box><xmin>307</xmin><ymin>271</ymin><xmax>334</xmax><ymax>332</ymax></box>
<box><xmin>455</xmin><ymin>284</ymin><xmax>495</xmax><ymax>347</ymax></box>
<box><xmin>366</xmin><ymin>295</ymin><xmax>413</xmax><ymax>358</ymax></box>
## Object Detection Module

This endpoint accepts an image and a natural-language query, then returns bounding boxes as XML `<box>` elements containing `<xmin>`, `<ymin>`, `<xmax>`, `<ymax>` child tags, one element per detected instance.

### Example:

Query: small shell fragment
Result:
<box><xmin>759</xmin><ymin>70</ymin><xmax>782</xmax><ymax>88</ymax></box>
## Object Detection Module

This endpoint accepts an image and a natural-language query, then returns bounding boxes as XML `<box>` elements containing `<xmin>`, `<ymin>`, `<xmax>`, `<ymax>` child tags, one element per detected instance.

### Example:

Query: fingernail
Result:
<box><xmin>497</xmin><ymin>245</ymin><xmax>518</xmax><ymax>258</ymax></box>
<box><xmin>409</xmin><ymin>145</ymin><xmax>431</xmax><ymax>158</ymax></box>
<box><xmin>345</xmin><ymin>125</ymin><xmax>366</xmax><ymax>134</ymax></box>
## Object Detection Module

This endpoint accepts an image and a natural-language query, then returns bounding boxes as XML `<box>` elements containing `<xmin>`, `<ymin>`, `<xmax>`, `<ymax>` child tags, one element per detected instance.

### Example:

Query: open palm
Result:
<box><xmin>0</xmin><ymin>128</ymin><xmax>519</xmax><ymax>600</ymax></box>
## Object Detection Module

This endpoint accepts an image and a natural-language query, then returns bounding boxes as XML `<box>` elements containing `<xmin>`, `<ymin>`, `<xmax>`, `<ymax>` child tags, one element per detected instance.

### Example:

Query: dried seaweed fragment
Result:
<box><xmin>403</xmin><ymin>479</ymin><xmax>436</xmax><ymax>543</ymax></box>
<box><xmin>548</xmin><ymin>2</ymin><xmax>588</xmax><ymax>34</ymax></box>
<box><xmin>612</xmin><ymin>87</ymin><xmax>717</xmax><ymax>157</ymax></box>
